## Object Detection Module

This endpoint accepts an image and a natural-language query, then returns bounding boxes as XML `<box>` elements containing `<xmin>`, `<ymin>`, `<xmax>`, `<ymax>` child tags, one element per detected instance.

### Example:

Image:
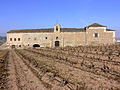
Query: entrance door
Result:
<box><xmin>55</xmin><ymin>41</ymin><xmax>59</xmax><ymax>47</ymax></box>
<box><xmin>12</xmin><ymin>45</ymin><xmax>15</xmax><ymax>49</ymax></box>
<box><xmin>33</xmin><ymin>44</ymin><xmax>40</xmax><ymax>48</ymax></box>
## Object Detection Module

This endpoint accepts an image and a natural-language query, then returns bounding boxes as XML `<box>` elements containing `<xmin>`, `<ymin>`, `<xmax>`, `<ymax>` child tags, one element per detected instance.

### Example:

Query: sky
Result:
<box><xmin>0</xmin><ymin>0</ymin><xmax>120</xmax><ymax>39</ymax></box>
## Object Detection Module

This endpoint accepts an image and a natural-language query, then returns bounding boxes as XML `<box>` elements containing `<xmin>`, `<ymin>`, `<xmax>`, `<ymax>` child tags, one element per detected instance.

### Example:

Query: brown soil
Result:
<box><xmin>7</xmin><ymin>50</ymin><xmax>47</xmax><ymax>90</ymax></box>
<box><xmin>18</xmin><ymin>49</ymin><xmax>120</xmax><ymax>89</ymax></box>
<box><xmin>0</xmin><ymin>44</ymin><xmax>120</xmax><ymax>90</ymax></box>
<box><xmin>0</xmin><ymin>50</ymin><xmax>9</xmax><ymax>90</ymax></box>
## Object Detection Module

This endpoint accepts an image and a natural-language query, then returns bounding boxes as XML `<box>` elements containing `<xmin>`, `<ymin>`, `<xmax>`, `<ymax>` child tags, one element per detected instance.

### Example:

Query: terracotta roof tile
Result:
<box><xmin>87</xmin><ymin>23</ymin><xmax>107</xmax><ymax>27</ymax></box>
<box><xmin>7</xmin><ymin>28</ymin><xmax>86</xmax><ymax>33</ymax></box>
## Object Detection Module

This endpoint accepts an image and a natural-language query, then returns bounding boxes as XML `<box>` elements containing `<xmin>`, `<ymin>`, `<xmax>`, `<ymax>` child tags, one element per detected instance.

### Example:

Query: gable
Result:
<box><xmin>87</xmin><ymin>23</ymin><xmax>107</xmax><ymax>28</ymax></box>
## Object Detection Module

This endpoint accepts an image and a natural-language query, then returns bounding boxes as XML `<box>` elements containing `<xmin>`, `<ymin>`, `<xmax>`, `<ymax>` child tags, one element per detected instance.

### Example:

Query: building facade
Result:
<box><xmin>7</xmin><ymin>23</ymin><xmax>116</xmax><ymax>49</ymax></box>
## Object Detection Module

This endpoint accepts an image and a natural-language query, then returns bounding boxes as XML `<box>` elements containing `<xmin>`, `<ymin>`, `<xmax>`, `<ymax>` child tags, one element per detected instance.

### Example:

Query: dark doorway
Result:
<box><xmin>12</xmin><ymin>45</ymin><xmax>15</xmax><ymax>49</ymax></box>
<box><xmin>56</xmin><ymin>26</ymin><xmax>58</xmax><ymax>31</ymax></box>
<box><xmin>55</xmin><ymin>41</ymin><xmax>59</xmax><ymax>47</ymax></box>
<box><xmin>33</xmin><ymin>44</ymin><xmax>40</xmax><ymax>48</ymax></box>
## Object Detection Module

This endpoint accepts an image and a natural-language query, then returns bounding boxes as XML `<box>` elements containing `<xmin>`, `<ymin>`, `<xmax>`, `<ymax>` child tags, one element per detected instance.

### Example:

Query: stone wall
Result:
<box><xmin>7</xmin><ymin>32</ymin><xmax>86</xmax><ymax>48</ymax></box>
<box><xmin>86</xmin><ymin>28</ymin><xmax>115</xmax><ymax>45</ymax></box>
<box><xmin>7</xmin><ymin>27</ymin><xmax>115</xmax><ymax>48</ymax></box>
<box><xmin>7</xmin><ymin>33</ymin><xmax>23</xmax><ymax>48</ymax></box>
<box><xmin>22</xmin><ymin>32</ymin><xmax>86</xmax><ymax>48</ymax></box>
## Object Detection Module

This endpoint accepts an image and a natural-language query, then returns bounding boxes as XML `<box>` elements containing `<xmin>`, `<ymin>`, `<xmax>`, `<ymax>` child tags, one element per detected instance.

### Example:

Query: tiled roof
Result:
<box><xmin>87</xmin><ymin>23</ymin><xmax>107</xmax><ymax>27</ymax></box>
<box><xmin>7</xmin><ymin>28</ymin><xmax>86</xmax><ymax>33</ymax></box>
<box><xmin>61</xmin><ymin>28</ymin><xmax>86</xmax><ymax>32</ymax></box>
<box><xmin>106</xmin><ymin>29</ymin><xmax>116</xmax><ymax>31</ymax></box>
<box><xmin>7</xmin><ymin>29</ymin><xmax>54</xmax><ymax>33</ymax></box>
<box><xmin>7</xmin><ymin>23</ymin><xmax>115</xmax><ymax>33</ymax></box>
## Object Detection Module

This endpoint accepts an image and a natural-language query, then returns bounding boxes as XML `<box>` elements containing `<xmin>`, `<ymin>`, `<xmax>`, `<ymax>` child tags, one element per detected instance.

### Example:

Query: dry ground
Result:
<box><xmin>0</xmin><ymin>44</ymin><xmax>120</xmax><ymax>90</ymax></box>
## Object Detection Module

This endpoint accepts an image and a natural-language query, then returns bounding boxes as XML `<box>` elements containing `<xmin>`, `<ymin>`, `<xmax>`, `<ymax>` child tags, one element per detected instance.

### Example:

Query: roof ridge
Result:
<box><xmin>87</xmin><ymin>23</ymin><xmax>107</xmax><ymax>27</ymax></box>
<box><xmin>10</xmin><ymin>28</ymin><xmax>54</xmax><ymax>31</ymax></box>
<box><xmin>7</xmin><ymin>28</ymin><xmax>86</xmax><ymax>33</ymax></box>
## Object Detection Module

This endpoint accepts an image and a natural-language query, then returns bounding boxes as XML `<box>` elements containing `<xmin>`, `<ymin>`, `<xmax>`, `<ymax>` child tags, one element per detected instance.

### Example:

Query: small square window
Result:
<box><xmin>34</xmin><ymin>38</ymin><xmax>37</xmax><ymax>40</ymax></box>
<box><xmin>14</xmin><ymin>38</ymin><xmax>16</xmax><ymax>41</ymax></box>
<box><xmin>18</xmin><ymin>38</ymin><xmax>20</xmax><ymax>41</ymax></box>
<box><xmin>94</xmin><ymin>33</ymin><xmax>99</xmax><ymax>38</ymax></box>
<box><xmin>56</xmin><ymin>36</ymin><xmax>58</xmax><ymax>39</ymax></box>
<box><xmin>10</xmin><ymin>38</ymin><xmax>12</xmax><ymax>41</ymax></box>
<box><xmin>45</xmin><ymin>37</ymin><xmax>47</xmax><ymax>39</ymax></box>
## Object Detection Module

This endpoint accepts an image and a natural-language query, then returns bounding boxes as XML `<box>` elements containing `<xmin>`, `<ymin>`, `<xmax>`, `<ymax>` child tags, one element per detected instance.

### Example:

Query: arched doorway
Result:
<box><xmin>12</xmin><ymin>45</ymin><xmax>15</xmax><ymax>49</ymax></box>
<box><xmin>55</xmin><ymin>41</ymin><xmax>59</xmax><ymax>47</ymax></box>
<box><xmin>33</xmin><ymin>44</ymin><xmax>40</xmax><ymax>48</ymax></box>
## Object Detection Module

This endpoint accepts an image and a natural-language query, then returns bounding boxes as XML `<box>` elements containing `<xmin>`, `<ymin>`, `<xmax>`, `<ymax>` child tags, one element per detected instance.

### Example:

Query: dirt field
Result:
<box><xmin>0</xmin><ymin>44</ymin><xmax>120</xmax><ymax>90</ymax></box>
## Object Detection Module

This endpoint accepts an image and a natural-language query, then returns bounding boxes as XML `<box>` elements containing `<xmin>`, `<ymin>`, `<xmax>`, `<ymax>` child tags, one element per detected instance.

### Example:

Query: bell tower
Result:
<box><xmin>54</xmin><ymin>24</ymin><xmax>61</xmax><ymax>33</ymax></box>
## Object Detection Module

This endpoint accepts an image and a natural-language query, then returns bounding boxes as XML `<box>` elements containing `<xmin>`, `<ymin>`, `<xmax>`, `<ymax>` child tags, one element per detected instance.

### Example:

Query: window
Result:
<box><xmin>45</xmin><ymin>37</ymin><xmax>47</xmax><ymax>39</ymax></box>
<box><xmin>56</xmin><ymin>26</ymin><xmax>58</xmax><ymax>31</ymax></box>
<box><xmin>34</xmin><ymin>38</ymin><xmax>36</xmax><ymax>40</ymax></box>
<box><xmin>56</xmin><ymin>36</ymin><xmax>58</xmax><ymax>39</ymax></box>
<box><xmin>10</xmin><ymin>38</ymin><xmax>12</xmax><ymax>41</ymax></box>
<box><xmin>94</xmin><ymin>33</ymin><xmax>99</xmax><ymax>38</ymax></box>
<box><xmin>28</xmin><ymin>44</ymin><xmax>30</xmax><ymax>46</ymax></box>
<box><xmin>18</xmin><ymin>38</ymin><xmax>20</xmax><ymax>41</ymax></box>
<box><xmin>19</xmin><ymin>45</ymin><xmax>21</xmax><ymax>47</ymax></box>
<box><xmin>14</xmin><ymin>38</ymin><xmax>16</xmax><ymax>41</ymax></box>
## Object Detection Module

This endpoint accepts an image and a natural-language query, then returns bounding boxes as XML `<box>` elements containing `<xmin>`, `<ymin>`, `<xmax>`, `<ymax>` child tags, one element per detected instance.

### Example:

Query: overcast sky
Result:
<box><xmin>0</xmin><ymin>0</ymin><xmax>120</xmax><ymax>39</ymax></box>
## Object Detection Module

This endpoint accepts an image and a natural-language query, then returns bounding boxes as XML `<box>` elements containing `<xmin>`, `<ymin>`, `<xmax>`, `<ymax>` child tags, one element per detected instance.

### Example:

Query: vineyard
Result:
<box><xmin>0</xmin><ymin>50</ymin><xmax>9</xmax><ymax>89</ymax></box>
<box><xmin>0</xmin><ymin>44</ymin><xmax>120</xmax><ymax>90</ymax></box>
